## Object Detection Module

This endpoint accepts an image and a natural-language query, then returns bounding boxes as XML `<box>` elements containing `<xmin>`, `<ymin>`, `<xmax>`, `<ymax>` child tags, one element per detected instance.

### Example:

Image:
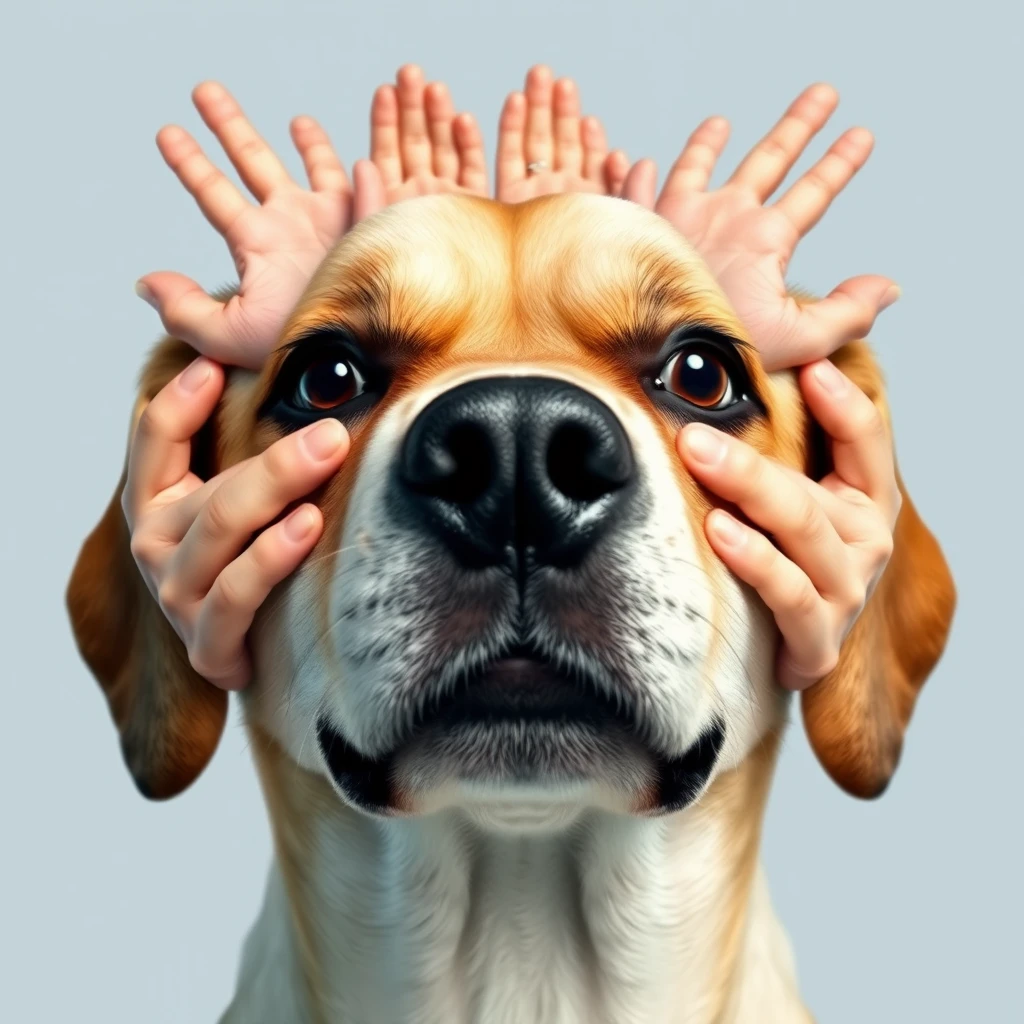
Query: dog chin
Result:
<box><xmin>315</xmin><ymin>651</ymin><xmax>727</xmax><ymax>819</ymax></box>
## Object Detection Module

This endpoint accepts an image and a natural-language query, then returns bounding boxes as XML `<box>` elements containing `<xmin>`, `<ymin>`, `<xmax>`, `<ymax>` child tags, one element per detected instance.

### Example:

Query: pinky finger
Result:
<box><xmin>453</xmin><ymin>113</ymin><xmax>488</xmax><ymax>195</ymax></box>
<box><xmin>619</xmin><ymin>157</ymin><xmax>657</xmax><ymax>207</ymax></box>
<box><xmin>190</xmin><ymin>503</ymin><xmax>323</xmax><ymax>690</ymax></box>
<box><xmin>603</xmin><ymin>149</ymin><xmax>631</xmax><ymax>197</ymax></box>
<box><xmin>705</xmin><ymin>509</ymin><xmax>833</xmax><ymax>691</ymax></box>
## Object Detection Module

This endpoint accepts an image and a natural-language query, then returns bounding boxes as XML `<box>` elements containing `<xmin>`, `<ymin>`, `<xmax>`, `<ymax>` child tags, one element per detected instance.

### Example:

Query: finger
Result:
<box><xmin>704</xmin><ymin>509</ymin><xmax>833</xmax><ymax>690</ymax></box>
<box><xmin>552</xmin><ymin>78</ymin><xmax>583</xmax><ymax>174</ymax></box>
<box><xmin>352</xmin><ymin>159</ymin><xmax>387</xmax><ymax>222</ymax></box>
<box><xmin>603</xmin><ymin>150</ymin><xmax>631</xmax><ymax>198</ymax></box>
<box><xmin>774</xmin><ymin>126</ymin><xmax>874</xmax><ymax>237</ymax></box>
<box><xmin>395</xmin><ymin>64</ymin><xmax>431</xmax><ymax>177</ymax></box>
<box><xmin>581</xmin><ymin>115</ymin><xmax>609</xmax><ymax>185</ymax></box>
<box><xmin>424</xmin><ymin>81</ymin><xmax>459</xmax><ymax>181</ymax></box>
<box><xmin>453</xmin><ymin>113</ymin><xmax>488</xmax><ymax>195</ymax></box>
<box><xmin>370</xmin><ymin>84</ymin><xmax>403</xmax><ymax>187</ymax></box>
<box><xmin>134</xmin><ymin>272</ymin><xmax>261</xmax><ymax>370</ymax></box>
<box><xmin>678</xmin><ymin>423</ymin><xmax>853</xmax><ymax>599</ymax></box>
<box><xmin>763</xmin><ymin>275</ymin><xmax>901</xmax><ymax>369</ymax></box>
<box><xmin>726</xmin><ymin>83</ymin><xmax>839</xmax><ymax>201</ymax></box>
<box><xmin>799</xmin><ymin>360</ymin><xmax>900</xmax><ymax>520</ymax></box>
<box><xmin>495</xmin><ymin>91</ymin><xmax>527</xmax><ymax>195</ymax></box>
<box><xmin>191</xmin><ymin>504</ymin><xmax>324</xmax><ymax>690</ymax></box>
<box><xmin>145</xmin><ymin>458</ymin><xmax>253</xmax><ymax>543</ymax></box>
<box><xmin>523</xmin><ymin>64</ymin><xmax>554</xmax><ymax>168</ymax></box>
<box><xmin>124</xmin><ymin>357</ymin><xmax>224</xmax><ymax>520</ymax></box>
<box><xmin>191</xmin><ymin>81</ymin><xmax>294</xmax><ymax>202</ymax></box>
<box><xmin>155</xmin><ymin>124</ymin><xmax>250</xmax><ymax>236</ymax></box>
<box><xmin>773</xmin><ymin>463</ymin><xmax>873</xmax><ymax>541</ymax></box>
<box><xmin>290</xmin><ymin>115</ymin><xmax>351</xmax><ymax>194</ymax></box>
<box><xmin>660</xmin><ymin>116</ymin><xmax>730</xmax><ymax>198</ymax></box>
<box><xmin>171</xmin><ymin>418</ymin><xmax>348</xmax><ymax>598</ymax></box>
<box><xmin>620</xmin><ymin>158</ymin><xmax>657</xmax><ymax>208</ymax></box>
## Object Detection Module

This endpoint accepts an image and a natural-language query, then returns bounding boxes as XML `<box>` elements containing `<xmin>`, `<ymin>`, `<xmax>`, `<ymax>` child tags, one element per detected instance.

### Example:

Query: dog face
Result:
<box><xmin>67</xmin><ymin>194</ymin><xmax>955</xmax><ymax>824</ymax></box>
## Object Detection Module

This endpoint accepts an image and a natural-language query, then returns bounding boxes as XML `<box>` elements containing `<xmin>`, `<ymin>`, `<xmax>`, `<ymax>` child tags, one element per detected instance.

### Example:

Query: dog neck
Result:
<box><xmin>222</xmin><ymin>726</ymin><xmax>807</xmax><ymax>1024</ymax></box>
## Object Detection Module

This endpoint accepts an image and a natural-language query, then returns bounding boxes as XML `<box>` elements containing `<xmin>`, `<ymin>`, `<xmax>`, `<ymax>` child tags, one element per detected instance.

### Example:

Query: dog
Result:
<box><xmin>67</xmin><ymin>192</ymin><xmax>955</xmax><ymax>1023</ymax></box>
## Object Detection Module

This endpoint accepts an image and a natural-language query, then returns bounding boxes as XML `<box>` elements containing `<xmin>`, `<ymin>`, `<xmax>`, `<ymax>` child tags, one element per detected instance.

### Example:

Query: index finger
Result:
<box><xmin>124</xmin><ymin>358</ymin><xmax>224</xmax><ymax>523</ymax></box>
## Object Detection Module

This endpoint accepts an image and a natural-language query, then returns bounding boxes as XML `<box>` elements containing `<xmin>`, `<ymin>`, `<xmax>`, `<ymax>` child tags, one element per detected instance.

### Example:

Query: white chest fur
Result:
<box><xmin>221</xmin><ymin>793</ymin><xmax>808</xmax><ymax>1024</ymax></box>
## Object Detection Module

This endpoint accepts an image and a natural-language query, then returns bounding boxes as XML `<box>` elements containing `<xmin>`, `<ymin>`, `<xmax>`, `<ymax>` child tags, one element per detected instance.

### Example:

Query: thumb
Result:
<box><xmin>769</xmin><ymin>275</ymin><xmax>901</xmax><ymax>370</ymax></box>
<box><xmin>352</xmin><ymin>159</ymin><xmax>387</xmax><ymax>223</ymax></box>
<box><xmin>135</xmin><ymin>272</ymin><xmax>262</xmax><ymax>370</ymax></box>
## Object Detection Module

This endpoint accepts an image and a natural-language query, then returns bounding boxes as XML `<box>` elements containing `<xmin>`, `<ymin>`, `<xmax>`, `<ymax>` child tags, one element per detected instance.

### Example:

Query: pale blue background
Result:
<box><xmin>2</xmin><ymin>0</ymin><xmax>1021</xmax><ymax>1020</ymax></box>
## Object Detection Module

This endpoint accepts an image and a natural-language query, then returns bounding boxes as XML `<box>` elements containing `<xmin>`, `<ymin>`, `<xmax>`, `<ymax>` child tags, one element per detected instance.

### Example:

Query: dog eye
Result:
<box><xmin>656</xmin><ymin>344</ymin><xmax>737</xmax><ymax>410</ymax></box>
<box><xmin>294</xmin><ymin>355</ymin><xmax>366</xmax><ymax>411</ymax></box>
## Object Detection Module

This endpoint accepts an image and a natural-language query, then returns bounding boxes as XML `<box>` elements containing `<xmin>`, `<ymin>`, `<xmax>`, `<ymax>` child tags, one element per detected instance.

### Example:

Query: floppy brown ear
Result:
<box><xmin>66</xmin><ymin>337</ymin><xmax>227</xmax><ymax>800</ymax></box>
<box><xmin>800</xmin><ymin>340</ymin><xmax>956</xmax><ymax>799</ymax></box>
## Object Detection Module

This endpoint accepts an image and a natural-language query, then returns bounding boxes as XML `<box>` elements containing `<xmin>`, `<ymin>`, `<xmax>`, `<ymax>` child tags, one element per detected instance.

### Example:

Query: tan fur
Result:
<box><xmin>66</xmin><ymin>193</ymin><xmax>955</xmax><ymax>1021</ymax></box>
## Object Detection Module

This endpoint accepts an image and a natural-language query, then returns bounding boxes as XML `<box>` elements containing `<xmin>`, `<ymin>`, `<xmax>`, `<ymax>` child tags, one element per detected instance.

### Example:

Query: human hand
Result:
<box><xmin>495</xmin><ymin>64</ymin><xmax>631</xmax><ymax>202</ymax></box>
<box><xmin>135</xmin><ymin>81</ymin><xmax>389</xmax><ymax>370</ymax></box>
<box><xmin>622</xmin><ymin>84</ymin><xmax>900</xmax><ymax>371</ymax></box>
<box><xmin>677</xmin><ymin>357</ymin><xmax>901</xmax><ymax>690</ymax></box>
<box><xmin>122</xmin><ymin>356</ymin><xmax>349</xmax><ymax>690</ymax></box>
<box><xmin>370</xmin><ymin>64</ymin><xmax>488</xmax><ymax>201</ymax></box>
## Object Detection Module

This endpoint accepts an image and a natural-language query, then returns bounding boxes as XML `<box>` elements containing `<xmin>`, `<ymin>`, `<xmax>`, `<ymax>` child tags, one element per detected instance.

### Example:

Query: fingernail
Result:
<box><xmin>178</xmin><ymin>358</ymin><xmax>212</xmax><ymax>393</ymax></box>
<box><xmin>301</xmin><ymin>419</ymin><xmax>346</xmax><ymax>460</ymax></box>
<box><xmin>709</xmin><ymin>511</ymin><xmax>746</xmax><ymax>547</ymax></box>
<box><xmin>682</xmin><ymin>424</ymin><xmax>727</xmax><ymax>465</ymax></box>
<box><xmin>879</xmin><ymin>284</ymin><xmax>901</xmax><ymax>311</ymax></box>
<box><xmin>284</xmin><ymin>506</ymin><xmax>317</xmax><ymax>542</ymax></box>
<box><xmin>812</xmin><ymin>359</ymin><xmax>849</xmax><ymax>397</ymax></box>
<box><xmin>135</xmin><ymin>280</ymin><xmax>158</xmax><ymax>309</ymax></box>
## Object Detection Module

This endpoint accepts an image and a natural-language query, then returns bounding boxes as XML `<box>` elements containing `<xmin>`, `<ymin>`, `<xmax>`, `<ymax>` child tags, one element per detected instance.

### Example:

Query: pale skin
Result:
<box><xmin>125</xmin><ymin>65</ymin><xmax>899</xmax><ymax>693</ymax></box>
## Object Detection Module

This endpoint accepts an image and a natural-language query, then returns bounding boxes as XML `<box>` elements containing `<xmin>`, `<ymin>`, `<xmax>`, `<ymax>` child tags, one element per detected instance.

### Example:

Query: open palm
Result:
<box><xmin>622</xmin><ymin>84</ymin><xmax>899</xmax><ymax>371</ymax></box>
<box><xmin>138</xmin><ymin>71</ymin><xmax>486</xmax><ymax>368</ymax></box>
<box><xmin>137</xmin><ymin>81</ymin><xmax>375</xmax><ymax>370</ymax></box>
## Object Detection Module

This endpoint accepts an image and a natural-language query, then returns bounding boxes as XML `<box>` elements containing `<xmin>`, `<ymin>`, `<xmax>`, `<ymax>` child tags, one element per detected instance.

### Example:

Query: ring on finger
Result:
<box><xmin>526</xmin><ymin>160</ymin><xmax>548</xmax><ymax>175</ymax></box>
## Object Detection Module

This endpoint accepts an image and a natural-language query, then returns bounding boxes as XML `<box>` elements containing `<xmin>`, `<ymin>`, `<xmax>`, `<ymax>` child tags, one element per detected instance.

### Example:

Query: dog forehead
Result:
<box><xmin>285</xmin><ymin>193</ymin><xmax>736</xmax><ymax>356</ymax></box>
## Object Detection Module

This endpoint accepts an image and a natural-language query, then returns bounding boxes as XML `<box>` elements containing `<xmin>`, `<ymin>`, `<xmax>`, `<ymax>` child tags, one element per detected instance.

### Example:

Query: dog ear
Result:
<box><xmin>66</xmin><ymin>337</ymin><xmax>228</xmax><ymax>800</ymax></box>
<box><xmin>800</xmin><ymin>340</ymin><xmax>956</xmax><ymax>799</ymax></box>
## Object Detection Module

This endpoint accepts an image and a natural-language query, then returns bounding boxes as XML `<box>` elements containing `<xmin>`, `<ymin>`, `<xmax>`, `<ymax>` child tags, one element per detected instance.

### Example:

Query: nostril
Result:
<box><xmin>404</xmin><ymin>421</ymin><xmax>495</xmax><ymax>505</ymax></box>
<box><xmin>547</xmin><ymin>421</ymin><xmax>633</xmax><ymax>503</ymax></box>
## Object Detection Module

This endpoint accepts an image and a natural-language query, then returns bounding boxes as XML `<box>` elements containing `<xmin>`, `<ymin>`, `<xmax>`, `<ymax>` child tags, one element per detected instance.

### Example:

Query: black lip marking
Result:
<box><xmin>316</xmin><ymin>647</ymin><xmax>726</xmax><ymax>816</ymax></box>
<box><xmin>653</xmin><ymin>719</ymin><xmax>726</xmax><ymax>814</ymax></box>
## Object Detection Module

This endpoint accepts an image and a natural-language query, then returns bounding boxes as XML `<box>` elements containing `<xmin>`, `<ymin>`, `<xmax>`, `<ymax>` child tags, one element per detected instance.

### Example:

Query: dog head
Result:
<box><xmin>67</xmin><ymin>194</ymin><xmax>955</xmax><ymax>825</ymax></box>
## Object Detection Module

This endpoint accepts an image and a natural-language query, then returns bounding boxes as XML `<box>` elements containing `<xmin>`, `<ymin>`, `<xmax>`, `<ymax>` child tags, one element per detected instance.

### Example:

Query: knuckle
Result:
<box><xmin>263</xmin><ymin>437</ymin><xmax>301</xmax><ymax>480</ymax></box>
<box><xmin>851</xmin><ymin>397</ymin><xmax>886</xmax><ymax>439</ymax></box>
<box><xmin>199</xmin><ymin>491</ymin><xmax>235</xmax><ymax>538</ymax></box>
<box><xmin>790</xmin><ymin>579</ymin><xmax>821</xmax><ymax>619</ymax></box>
<box><xmin>128</xmin><ymin>529</ymin><xmax>154</xmax><ymax>566</ymax></box>
<box><xmin>838</xmin><ymin>580</ymin><xmax>868</xmax><ymax>617</ymax></box>
<box><xmin>873</xmin><ymin>529</ymin><xmax>895</xmax><ymax>564</ymax></box>
<box><xmin>795</xmin><ymin>498</ymin><xmax>827</xmax><ymax>544</ymax></box>
<box><xmin>157</xmin><ymin>578</ymin><xmax>185</xmax><ymax>617</ymax></box>
<box><xmin>246</xmin><ymin>534</ymin><xmax>283</xmax><ymax>581</ymax></box>
<box><xmin>207</xmin><ymin>570</ymin><xmax>247</xmax><ymax>615</ymax></box>
<box><xmin>134</xmin><ymin>402</ymin><xmax>164</xmax><ymax>441</ymax></box>
<box><xmin>759</xmin><ymin>135</ymin><xmax>789</xmax><ymax>161</ymax></box>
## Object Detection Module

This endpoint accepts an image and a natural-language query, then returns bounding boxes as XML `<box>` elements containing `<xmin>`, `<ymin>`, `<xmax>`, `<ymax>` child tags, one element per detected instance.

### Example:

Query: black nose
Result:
<box><xmin>395</xmin><ymin>377</ymin><xmax>636</xmax><ymax>568</ymax></box>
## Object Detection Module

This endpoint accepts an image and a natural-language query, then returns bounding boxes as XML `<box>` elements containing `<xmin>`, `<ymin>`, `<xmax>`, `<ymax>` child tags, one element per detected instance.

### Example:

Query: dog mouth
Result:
<box><xmin>316</xmin><ymin>645</ymin><xmax>725</xmax><ymax>816</ymax></box>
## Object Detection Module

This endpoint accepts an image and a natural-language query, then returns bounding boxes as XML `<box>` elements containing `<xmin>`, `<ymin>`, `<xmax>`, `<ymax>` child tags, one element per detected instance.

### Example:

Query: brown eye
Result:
<box><xmin>657</xmin><ymin>345</ymin><xmax>735</xmax><ymax>410</ymax></box>
<box><xmin>296</xmin><ymin>357</ymin><xmax>365</xmax><ymax>410</ymax></box>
